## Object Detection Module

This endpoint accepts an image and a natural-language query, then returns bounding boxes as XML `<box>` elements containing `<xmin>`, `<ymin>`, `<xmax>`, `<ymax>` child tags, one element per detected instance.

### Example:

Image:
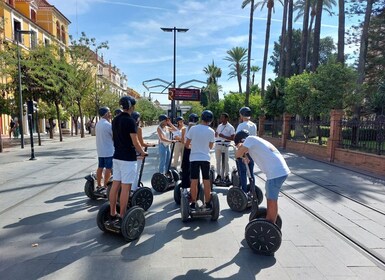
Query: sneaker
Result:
<box><xmin>95</xmin><ymin>186</ymin><xmax>107</xmax><ymax>195</ymax></box>
<box><xmin>190</xmin><ymin>202</ymin><xmax>196</xmax><ymax>211</ymax></box>
<box><xmin>106</xmin><ymin>214</ymin><xmax>121</xmax><ymax>228</ymax></box>
<box><xmin>214</xmin><ymin>175</ymin><xmax>222</xmax><ymax>184</ymax></box>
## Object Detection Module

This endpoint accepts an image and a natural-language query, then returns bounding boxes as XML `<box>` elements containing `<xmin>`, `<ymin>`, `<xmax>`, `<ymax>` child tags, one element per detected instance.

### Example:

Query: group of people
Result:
<box><xmin>156</xmin><ymin>106</ymin><xmax>290</xmax><ymax>224</ymax></box>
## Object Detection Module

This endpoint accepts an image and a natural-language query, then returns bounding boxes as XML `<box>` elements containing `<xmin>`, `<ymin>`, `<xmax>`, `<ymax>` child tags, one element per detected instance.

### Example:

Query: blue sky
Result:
<box><xmin>48</xmin><ymin>0</ymin><xmax>355</xmax><ymax>104</ymax></box>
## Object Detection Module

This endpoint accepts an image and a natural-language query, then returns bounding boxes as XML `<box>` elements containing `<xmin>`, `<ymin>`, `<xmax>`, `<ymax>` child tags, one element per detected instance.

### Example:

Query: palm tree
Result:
<box><xmin>279</xmin><ymin>0</ymin><xmax>288</xmax><ymax>77</ymax></box>
<box><xmin>242</xmin><ymin>0</ymin><xmax>256</xmax><ymax>106</ymax></box>
<box><xmin>294</xmin><ymin>0</ymin><xmax>336</xmax><ymax>68</ymax></box>
<box><xmin>299</xmin><ymin>0</ymin><xmax>310</xmax><ymax>73</ymax></box>
<box><xmin>337</xmin><ymin>0</ymin><xmax>345</xmax><ymax>64</ymax></box>
<box><xmin>250</xmin><ymin>65</ymin><xmax>261</xmax><ymax>86</ymax></box>
<box><xmin>311</xmin><ymin>0</ymin><xmax>324</xmax><ymax>71</ymax></box>
<box><xmin>224</xmin><ymin>46</ymin><xmax>247</xmax><ymax>93</ymax></box>
<box><xmin>203</xmin><ymin>60</ymin><xmax>222</xmax><ymax>102</ymax></box>
<box><xmin>255</xmin><ymin>0</ymin><xmax>283</xmax><ymax>97</ymax></box>
<box><xmin>285</xmin><ymin>0</ymin><xmax>294</xmax><ymax>77</ymax></box>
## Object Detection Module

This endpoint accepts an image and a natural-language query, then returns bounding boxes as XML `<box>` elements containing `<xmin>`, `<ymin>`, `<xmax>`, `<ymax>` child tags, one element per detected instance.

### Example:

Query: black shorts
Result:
<box><xmin>190</xmin><ymin>161</ymin><xmax>210</xmax><ymax>180</ymax></box>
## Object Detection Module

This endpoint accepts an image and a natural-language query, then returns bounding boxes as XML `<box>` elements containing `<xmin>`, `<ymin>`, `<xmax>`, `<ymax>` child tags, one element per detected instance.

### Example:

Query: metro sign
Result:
<box><xmin>168</xmin><ymin>88</ymin><xmax>201</xmax><ymax>101</ymax></box>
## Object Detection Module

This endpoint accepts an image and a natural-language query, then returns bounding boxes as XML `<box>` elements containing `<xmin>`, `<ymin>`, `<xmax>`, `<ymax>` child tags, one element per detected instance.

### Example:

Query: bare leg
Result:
<box><xmin>266</xmin><ymin>199</ymin><xmax>278</xmax><ymax>224</ymax></box>
<box><xmin>96</xmin><ymin>167</ymin><xmax>103</xmax><ymax>187</ymax></box>
<box><xmin>203</xmin><ymin>179</ymin><xmax>211</xmax><ymax>203</ymax></box>
<box><xmin>119</xmin><ymin>183</ymin><xmax>131</xmax><ymax>218</ymax></box>
<box><xmin>104</xmin><ymin>168</ymin><xmax>112</xmax><ymax>187</ymax></box>
<box><xmin>109</xmin><ymin>180</ymin><xmax>120</xmax><ymax>216</ymax></box>
<box><xmin>190</xmin><ymin>179</ymin><xmax>198</xmax><ymax>202</ymax></box>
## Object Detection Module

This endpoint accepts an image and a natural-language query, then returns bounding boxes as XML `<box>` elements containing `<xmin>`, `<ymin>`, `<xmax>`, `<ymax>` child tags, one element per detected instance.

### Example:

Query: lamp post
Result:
<box><xmin>16</xmin><ymin>29</ymin><xmax>33</xmax><ymax>149</ymax></box>
<box><xmin>161</xmin><ymin>27</ymin><xmax>188</xmax><ymax>122</ymax></box>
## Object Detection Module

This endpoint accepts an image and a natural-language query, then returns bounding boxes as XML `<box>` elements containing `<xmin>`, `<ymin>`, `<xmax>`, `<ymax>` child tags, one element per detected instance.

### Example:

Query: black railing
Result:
<box><xmin>340</xmin><ymin>115</ymin><xmax>385</xmax><ymax>155</ymax></box>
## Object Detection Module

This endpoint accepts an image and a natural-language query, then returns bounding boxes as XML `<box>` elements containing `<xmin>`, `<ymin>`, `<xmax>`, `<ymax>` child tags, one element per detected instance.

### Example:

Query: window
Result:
<box><xmin>31</xmin><ymin>10</ymin><xmax>36</xmax><ymax>22</ymax></box>
<box><xmin>61</xmin><ymin>25</ymin><xmax>66</xmax><ymax>44</ymax></box>
<box><xmin>30</xmin><ymin>31</ymin><xmax>37</xmax><ymax>49</ymax></box>
<box><xmin>7</xmin><ymin>0</ymin><xmax>15</xmax><ymax>7</ymax></box>
<box><xmin>56</xmin><ymin>21</ymin><xmax>60</xmax><ymax>40</ymax></box>
<box><xmin>44</xmin><ymin>38</ymin><xmax>50</xmax><ymax>46</ymax></box>
<box><xmin>13</xmin><ymin>20</ymin><xmax>21</xmax><ymax>42</ymax></box>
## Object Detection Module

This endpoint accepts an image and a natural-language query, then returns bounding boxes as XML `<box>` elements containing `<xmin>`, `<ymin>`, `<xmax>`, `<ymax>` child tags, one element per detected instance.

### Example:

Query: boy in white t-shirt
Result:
<box><xmin>234</xmin><ymin>130</ymin><xmax>290</xmax><ymax>224</ymax></box>
<box><xmin>185</xmin><ymin>110</ymin><xmax>215</xmax><ymax>210</ymax></box>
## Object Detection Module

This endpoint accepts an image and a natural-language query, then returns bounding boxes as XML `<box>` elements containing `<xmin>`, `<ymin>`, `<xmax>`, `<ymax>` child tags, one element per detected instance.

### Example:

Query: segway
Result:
<box><xmin>180</xmin><ymin>188</ymin><xmax>220</xmax><ymax>222</ymax></box>
<box><xmin>97</xmin><ymin>203</ymin><xmax>145</xmax><ymax>242</ymax></box>
<box><xmin>212</xmin><ymin>140</ymin><xmax>233</xmax><ymax>187</ymax></box>
<box><xmin>151</xmin><ymin>141</ymin><xmax>180</xmax><ymax>192</ymax></box>
<box><xmin>105</xmin><ymin>148</ymin><xmax>153</xmax><ymax>211</ymax></box>
<box><xmin>84</xmin><ymin>172</ymin><xmax>113</xmax><ymax>200</ymax></box>
<box><xmin>227</xmin><ymin>154</ymin><xmax>263</xmax><ymax>212</ymax></box>
<box><xmin>244</xmin><ymin>161</ymin><xmax>282</xmax><ymax>256</ymax></box>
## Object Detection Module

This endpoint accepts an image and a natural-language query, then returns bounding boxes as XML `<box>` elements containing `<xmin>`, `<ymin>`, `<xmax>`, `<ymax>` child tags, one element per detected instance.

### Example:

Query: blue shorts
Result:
<box><xmin>265</xmin><ymin>175</ymin><xmax>288</xmax><ymax>200</ymax></box>
<box><xmin>98</xmin><ymin>157</ymin><xmax>113</xmax><ymax>169</ymax></box>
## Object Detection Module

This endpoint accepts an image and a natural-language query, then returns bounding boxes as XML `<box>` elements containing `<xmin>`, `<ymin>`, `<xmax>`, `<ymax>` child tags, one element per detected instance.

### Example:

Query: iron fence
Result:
<box><xmin>340</xmin><ymin>115</ymin><xmax>385</xmax><ymax>155</ymax></box>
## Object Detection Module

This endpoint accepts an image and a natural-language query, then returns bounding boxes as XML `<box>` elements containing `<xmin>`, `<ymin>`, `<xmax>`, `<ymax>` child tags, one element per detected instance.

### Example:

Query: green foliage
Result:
<box><xmin>182</xmin><ymin>101</ymin><xmax>204</xmax><ymax>119</ymax></box>
<box><xmin>263</xmin><ymin>77</ymin><xmax>286</xmax><ymax>117</ymax></box>
<box><xmin>0</xmin><ymin>95</ymin><xmax>12</xmax><ymax>115</ymax></box>
<box><xmin>135</xmin><ymin>98</ymin><xmax>164</xmax><ymax>123</ymax></box>
<box><xmin>285</xmin><ymin>72</ymin><xmax>315</xmax><ymax>116</ymax></box>
<box><xmin>222</xmin><ymin>93</ymin><xmax>262</xmax><ymax>122</ymax></box>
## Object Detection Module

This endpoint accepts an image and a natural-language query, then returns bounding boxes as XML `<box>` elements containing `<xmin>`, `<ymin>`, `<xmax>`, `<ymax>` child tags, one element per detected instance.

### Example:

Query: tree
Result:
<box><xmin>311</xmin><ymin>0</ymin><xmax>324</xmax><ymax>71</ymax></box>
<box><xmin>224</xmin><ymin>47</ymin><xmax>247</xmax><ymax>93</ymax></box>
<box><xmin>250</xmin><ymin>65</ymin><xmax>261</xmax><ymax>86</ymax></box>
<box><xmin>299</xmin><ymin>0</ymin><xmax>310</xmax><ymax>73</ymax></box>
<box><xmin>256</xmin><ymin>0</ymin><xmax>284</xmax><ymax>97</ymax></box>
<box><xmin>263</xmin><ymin>77</ymin><xmax>286</xmax><ymax>117</ymax></box>
<box><xmin>337</xmin><ymin>0</ymin><xmax>345</xmax><ymax>64</ymax></box>
<box><xmin>285</xmin><ymin>0</ymin><xmax>294</xmax><ymax>77</ymax></box>
<box><xmin>278</xmin><ymin>0</ymin><xmax>288</xmax><ymax>77</ymax></box>
<box><xmin>242</xmin><ymin>0</ymin><xmax>256</xmax><ymax>106</ymax></box>
<box><xmin>203</xmin><ymin>60</ymin><xmax>222</xmax><ymax>102</ymax></box>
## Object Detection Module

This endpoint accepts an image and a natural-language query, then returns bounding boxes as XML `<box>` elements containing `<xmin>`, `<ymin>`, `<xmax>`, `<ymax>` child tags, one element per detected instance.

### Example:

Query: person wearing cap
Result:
<box><xmin>157</xmin><ymin>114</ymin><xmax>178</xmax><ymax>174</ymax></box>
<box><xmin>171</xmin><ymin>116</ymin><xmax>186</xmax><ymax>168</ymax></box>
<box><xmin>234</xmin><ymin>130</ymin><xmax>290</xmax><ymax>224</ymax></box>
<box><xmin>114</xmin><ymin>108</ymin><xmax>122</xmax><ymax>117</ymax></box>
<box><xmin>131</xmin><ymin>111</ymin><xmax>156</xmax><ymax>191</ymax></box>
<box><xmin>236</xmin><ymin>107</ymin><xmax>257</xmax><ymax>195</ymax></box>
<box><xmin>214</xmin><ymin>113</ymin><xmax>235</xmax><ymax>184</ymax></box>
<box><xmin>94</xmin><ymin>106</ymin><xmax>113</xmax><ymax>194</ymax></box>
<box><xmin>180</xmin><ymin>113</ymin><xmax>199</xmax><ymax>189</ymax></box>
<box><xmin>108</xmin><ymin>96</ymin><xmax>148</xmax><ymax>226</ymax></box>
<box><xmin>185</xmin><ymin>110</ymin><xmax>215</xmax><ymax>210</ymax></box>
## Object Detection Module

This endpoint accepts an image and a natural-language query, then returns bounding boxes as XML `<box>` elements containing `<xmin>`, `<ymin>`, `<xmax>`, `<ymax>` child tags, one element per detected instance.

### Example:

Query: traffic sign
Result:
<box><xmin>168</xmin><ymin>88</ymin><xmax>201</xmax><ymax>101</ymax></box>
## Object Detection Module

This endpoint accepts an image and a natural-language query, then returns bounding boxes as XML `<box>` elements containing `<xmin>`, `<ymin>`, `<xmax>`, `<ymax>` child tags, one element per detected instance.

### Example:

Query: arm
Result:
<box><xmin>180</xmin><ymin>127</ymin><xmax>186</xmax><ymax>144</ymax></box>
<box><xmin>185</xmin><ymin>138</ymin><xmax>191</xmax><ymax>149</ymax></box>
<box><xmin>209</xmin><ymin>142</ymin><xmax>214</xmax><ymax>150</ymax></box>
<box><xmin>157</xmin><ymin>126</ymin><xmax>174</xmax><ymax>143</ymax></box>
<box><xmin>166</xmin><ymin>119</ymin><xmax>178</xmax><ymax>132</ymax></box>
<box><xmin>137</xmin><ymin>127</ymin><xmax>145</xmax><ymax>147</ymax></box>
<box><xmin>130</xmin><ymin>133</ymin><xmax>147</xmax><ymax>156</ymax></box>
<box><xmin>235</xmin><ymin>144</ymin><xmax>249</xmax><ymax>159</ymax></box>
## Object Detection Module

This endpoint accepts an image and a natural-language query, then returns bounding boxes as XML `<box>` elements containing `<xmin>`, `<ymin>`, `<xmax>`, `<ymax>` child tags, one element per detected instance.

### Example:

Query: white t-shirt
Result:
<box><xmin>186</xmin><ymin>124</ymin><xmax>215</xmax><ymax>162</ymax></box>
<box><xmin>243</xmin><ymin>136</ymin><xmax>290</xmax><ymax>180</ymax></box>
<box><xmin>158</xmin><ymin>125</ymin><xmax>171</xmax><ymax>146</ymax></box>
<box><xmin>215</xmin><ymin>122</ymin><xmax>235</xmax><ymax>142</ymax></box>
<box><xmin>236</xmin><ymin>120</ymin><xmax>257</xmax><ymax>136</ymax></box>
<box><xmin>95</xmin><ymin>118</ymin><xmax>114</xmax><ymax>157</ymax></box>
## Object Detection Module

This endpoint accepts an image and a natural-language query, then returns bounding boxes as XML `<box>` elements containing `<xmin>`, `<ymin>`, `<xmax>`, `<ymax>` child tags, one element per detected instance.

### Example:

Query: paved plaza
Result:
<box><xmin>0</xmin><ymin>127</ymin><xmax>385</xmax><ymax>280</ymax></box>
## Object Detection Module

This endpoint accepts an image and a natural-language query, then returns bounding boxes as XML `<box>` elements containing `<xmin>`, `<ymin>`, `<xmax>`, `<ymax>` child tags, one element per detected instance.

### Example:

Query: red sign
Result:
<box><xmin>168</xmin><ymin>88</ymin><xmax>201</xmax><ymax>101</ymax></box>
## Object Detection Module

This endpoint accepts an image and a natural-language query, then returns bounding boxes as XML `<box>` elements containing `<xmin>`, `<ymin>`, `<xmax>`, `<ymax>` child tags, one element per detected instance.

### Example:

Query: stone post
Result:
<box><xmin>281</xmin><ymin>113</ymin><xmax>291</xmax><ymax>149</ymax></box>
<box><xmin>327</xmin><ymin>109</ymin><xmax>343</xmax><ymax>162</ymax></box>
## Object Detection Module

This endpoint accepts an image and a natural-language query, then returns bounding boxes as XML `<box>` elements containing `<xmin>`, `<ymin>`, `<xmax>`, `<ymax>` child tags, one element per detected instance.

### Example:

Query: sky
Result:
<box><xmin>48</xmin><ymin>0</ymin><xmax>357</xmax><ymax>104</ymax></box>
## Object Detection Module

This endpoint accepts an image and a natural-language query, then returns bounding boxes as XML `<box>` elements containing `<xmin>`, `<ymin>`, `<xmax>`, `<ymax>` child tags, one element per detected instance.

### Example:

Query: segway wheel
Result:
<box><xmin>96</xmin><ymin>202</ymin><xmax>120</xmax><ymax>232</ymax></box>
<box><xmin>247</xmin><ymin>184</ymin><xmax>263</xmax><ymax>205</ymax></box>
<box><xmin>250</xmin><ymin>207</ymin><xmax>283</xmax><ymax>229</ymax></box>
<box><xmin>151</xmin><ymin>173</ymin><xmax>168</xmax><ymax>192</ymax></box>
<box><xmin>231</xmin><ymin>170</ymin><xmax>240</xmax><ymax>187</ymax></box>
<box><xmin>121</xmin><ymin>206</ymin><xmax>145</xmax><ymax>242</ymax></box>
<box><xmin>245</xmin><ymin>219</ymin><xmax>282</xmax><ymax>255</ymax></box>
<box><xmin>180</xmin><ymin>192</ymin><xmax>190</xmax><ymax>222</ymax></box>
<box><xmin>227</xmin><ymin>187</ymin><xmax>248</xmax><ymax>212</ymax></box>
<box><xmin>84</xmin><ymin>180</ymin><xmax>97</xmax><ymax>200</ymax></box>
<box><xmin>210</xmin><ymin>192</ymin><xmax>220</xmax><ymax>221</ymax></box>
<box><xmin>170</xmin><ymin>167</ymin><xmax>180</xmax><ymax>181</ymax></box>
<box><xmin>131</xmin><ymin>187</ymin><xmax>153</xmax><ymax>211</ymax></box>
<box><xmin>174</xmin><ymin>182</ymin><xmax>182</xmax><ymax>205</ymax></box>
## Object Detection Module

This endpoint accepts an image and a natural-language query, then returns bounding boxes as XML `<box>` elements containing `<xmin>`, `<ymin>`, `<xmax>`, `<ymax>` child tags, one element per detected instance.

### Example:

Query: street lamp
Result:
<box><xmin>161</xmin><ymin>27</ymin><xmax>188</xmax><ymax>122</ymax></box>
<box><xmin>16</xmin><ymin>29</ymin><xmax>33</xmax><ymax>149</ymax></box>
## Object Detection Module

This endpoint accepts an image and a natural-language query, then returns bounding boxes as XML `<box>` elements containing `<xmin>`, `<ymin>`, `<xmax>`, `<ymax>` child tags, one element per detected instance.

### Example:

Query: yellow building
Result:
<box><xmin>0</xmin><ymin>0</ymin><xmax>70</xmax><ymax>140</ymax></box>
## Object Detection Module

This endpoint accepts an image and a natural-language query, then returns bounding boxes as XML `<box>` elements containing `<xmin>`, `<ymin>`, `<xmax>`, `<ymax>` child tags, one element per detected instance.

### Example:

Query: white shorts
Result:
<box><xmin>112</xmin><ymin>159</ymin><xmax>137</xmax><ymax>184</ymax></box>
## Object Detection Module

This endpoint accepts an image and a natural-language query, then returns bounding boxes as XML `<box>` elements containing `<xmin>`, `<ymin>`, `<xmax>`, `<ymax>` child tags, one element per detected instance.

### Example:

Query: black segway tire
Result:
<box><xmin>97</xmin><ymin>202</ymin><xmax>119</xmax><ymax>232</ymax></box>
<box><xmin>227</xmin><ymin>187</ymin><xmax>248</xmax><ymax>212</ymax></box>
<box><xmin>121</xmin><ymin>206</ymin><xmax>145</xmax><ymax>242</ymax></box>
<box><xmin>84</xmin><ymin>180</ymin><xmax>97</xmax><ymax>200</ymax></box>
<box><xmin>174</xmin><ymin>182</ymin><xmax>182</xmax><ymax>205</ymax></box>
<box><xmin>245</xmin><ymin>219</ymin><xmax>282</xmax><ymax>255</ymax></box>
<box><xmin>210</xmin><ymin>192</ymin><xmax>220</xmax><ymax>221</ymax></box>
<box><xmin>247</xmin><ymin>184</ymin><xmax>263</xmax><ymax>205</ymax></box>
<box><xmin>249</xmin><ymin>206</ymin><xmax>283</xmax><ymax>229</ymax></box>
<box><xmin>131</xmin><ymin>187</ymin><xmax>153</xmax><ymax>211</ymax></box>
<box><xmin>180</xmin><ymin>192</ymin><xmax>190</xmax><ymax>222</ymax></box>
<box><xmin>170</xmin><ymin>167</ymin><xmax>180</xmax><ymax>182</ymax></box>
<box><xmin>151</xmin><ymin>173</ymin><xmax>168</xmax><ymax>192</ymax></box>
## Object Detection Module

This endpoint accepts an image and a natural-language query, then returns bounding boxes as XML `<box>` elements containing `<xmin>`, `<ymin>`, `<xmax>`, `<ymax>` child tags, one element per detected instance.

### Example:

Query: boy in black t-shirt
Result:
<box><xmin>108</xmin><ymin>96</ymin><xmax>147</xmax><ymax>226</ymax></box>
